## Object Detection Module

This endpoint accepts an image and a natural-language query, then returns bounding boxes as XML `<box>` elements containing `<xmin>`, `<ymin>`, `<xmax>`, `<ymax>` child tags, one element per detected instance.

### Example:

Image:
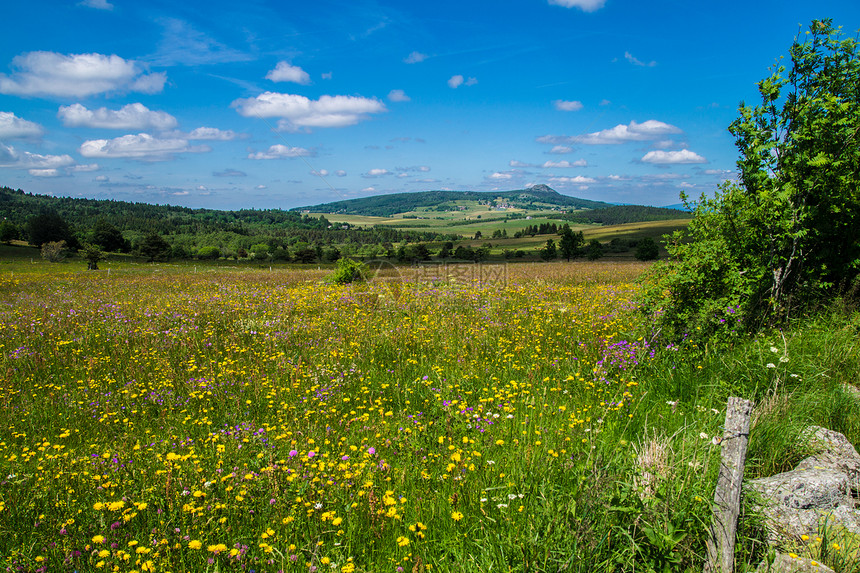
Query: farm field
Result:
<box><xmin>1</xmin><ymin>261</ymin><xmax>859</xmax><ymax>572</ymax></box>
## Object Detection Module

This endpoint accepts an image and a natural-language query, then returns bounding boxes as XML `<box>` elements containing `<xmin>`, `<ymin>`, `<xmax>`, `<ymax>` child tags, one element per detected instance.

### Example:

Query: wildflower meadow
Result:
<box><xmin>1</xmin><ymin>261</ymin><xmax>858</xmax><ymax>572</ymax></box>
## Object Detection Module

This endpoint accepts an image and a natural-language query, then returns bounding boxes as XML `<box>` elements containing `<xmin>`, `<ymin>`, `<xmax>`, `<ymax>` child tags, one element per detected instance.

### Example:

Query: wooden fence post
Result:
<box><xmin>705</xmin><ymin>396</ymin><xmax>753</xmax><ymax>573</ymax></box>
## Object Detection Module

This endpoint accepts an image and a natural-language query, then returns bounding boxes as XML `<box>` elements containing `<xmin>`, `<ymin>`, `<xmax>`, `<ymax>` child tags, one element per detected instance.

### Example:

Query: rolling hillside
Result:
<box><xmin>291</xmin><ymin>185</ymin><xmax>611</xmax><ymax>216</ymax></box>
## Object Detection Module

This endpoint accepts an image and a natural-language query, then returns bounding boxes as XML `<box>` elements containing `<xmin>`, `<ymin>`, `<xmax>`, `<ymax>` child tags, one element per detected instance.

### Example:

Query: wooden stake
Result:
<box><xmin>705</xmin><ymin>396</ymin><xmax>752</xmax><ymax>573</ymax></box>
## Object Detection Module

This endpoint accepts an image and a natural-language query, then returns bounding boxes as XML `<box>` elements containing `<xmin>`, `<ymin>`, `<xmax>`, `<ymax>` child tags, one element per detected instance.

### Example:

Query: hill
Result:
<box><xmin>292</xmin><ymin>184</ymin><xmax>611</xmax><ymax>217</ymax></box>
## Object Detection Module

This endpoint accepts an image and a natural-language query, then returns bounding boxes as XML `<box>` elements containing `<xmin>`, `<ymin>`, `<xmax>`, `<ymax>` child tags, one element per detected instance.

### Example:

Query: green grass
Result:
<box><xmin>0</xmin><ymin>264</ymin><xmax>857</xmax><ymax>572</ymax></box>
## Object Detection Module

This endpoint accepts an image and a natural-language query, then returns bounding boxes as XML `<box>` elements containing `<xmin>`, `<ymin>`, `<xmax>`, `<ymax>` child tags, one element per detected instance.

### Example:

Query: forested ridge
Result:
<box><xmin>0</xmin><ymin>186</ymin><xmax>457</xmax><ymax>260</ymax></box>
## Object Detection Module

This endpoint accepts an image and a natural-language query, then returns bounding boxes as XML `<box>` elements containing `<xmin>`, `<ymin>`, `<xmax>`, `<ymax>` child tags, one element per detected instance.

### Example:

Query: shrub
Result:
<box><xmin>197</xmin><ymin>246</ymin><xmax>221</xmax><ymax>260</ymax></box>
<box><xmin>40</xmin><ymin>240</ymin><xmax>66</xmax><ymax>262</ymax></box>
<box><xmin>327</xmin><ymin>257</ymin><xmax>369</xmax><ymax>285</ymax></box>
<box><xmin>635</xmin><ymin>237</ymin><xmax>659</xmax><ymax>261</ymax></box>
<box><xmin>643</xmin><ymin>20</ymin><xmax>860</xmax><ymax>342</ymax></box>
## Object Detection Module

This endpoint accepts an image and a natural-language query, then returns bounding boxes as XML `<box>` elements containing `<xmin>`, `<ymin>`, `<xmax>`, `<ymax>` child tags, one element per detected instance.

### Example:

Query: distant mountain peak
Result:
<box><xmin>525</xmin><ymin>184</ymin><xmax>556</xmax><ymax>194</ymax></box>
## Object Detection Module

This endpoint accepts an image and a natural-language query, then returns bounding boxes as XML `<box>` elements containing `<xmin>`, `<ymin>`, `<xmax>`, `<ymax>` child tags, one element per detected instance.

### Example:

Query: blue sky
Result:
<box><xmin>1</xmin><ymin>0</ymin><xmax>858</xmax><ymax>210</ymax></box>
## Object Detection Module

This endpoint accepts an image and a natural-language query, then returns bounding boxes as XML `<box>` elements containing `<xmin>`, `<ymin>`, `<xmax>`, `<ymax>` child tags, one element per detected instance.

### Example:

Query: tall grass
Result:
<box><xmin>0</xmin><ymin>262</ymin><xmax>857</xmax><ymax>572</ymax></box>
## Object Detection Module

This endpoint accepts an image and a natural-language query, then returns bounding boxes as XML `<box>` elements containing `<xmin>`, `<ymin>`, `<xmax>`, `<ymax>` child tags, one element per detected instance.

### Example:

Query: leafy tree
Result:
<box><xmin>559</xmin><ymin>227</ymin><xmax>585</xmax><ymax>261</ymax></box>
<box><xmin>250</xmin><ymin>243</ymin><xmax>270</xmax><ymax>260</ymax></box>
<box><xmin>634</xmin><ymin>237</ymin><xmax>659</xmax><ymax>261</ymax></box>
<box><xmin>0</xmin><ymin>220</ymin><xmax>18</xmax><ymax>243</ymax></box>
<box><xmin>585</xmin><ymin>239</ymin><xmax>604</xmax><ymax>261</ymax></box>
<box><xmin>454</xmin><ymin>245</ymin><xmax>475</xmax><ymax>261</ymax></box>
<box><xmin>473</xmin><ymin>244</ymin><xmax>491</xmax><ymax>262</ymax></box>
<box><xmin>80</xmin><ymin>242</ymin><xmax>104</xmax><ymax>270</ymax></box>
<box><xmin>411</xmin><ymin>243</ymin><xmax>431</xmax><ymax>261</ymax></box>
<box><xmin>323</xmin><ymin>246</ymin><xmax>341</xmax><ymax>262</ymax></box>
<box><xmin>197</xmin><ymin>246</ymin><xmax>221</xmax><ymax>260</ymax></box>
<box><xmin>539</xmin><ymin>239</ymin><xmax>557</xmax><ymax>261</ymax></box>
<box><xmin>271</xmin><ymin>247</ymin><xmax>292</xmax><ymax>262</ymax></box>
<box><xmin>293</xmin><ymin>246</ymin><xmax>317</xmax><ymax>264</ymax></box>
<box><xmin>137</xmin><ymin>233</ymin><xmax>171</xmax><ymax>262</ymax></box>
<box><xmin>27</xmin><ymin>210</ymin><xmax>75</xmax><ymax>248</ymax></box>
<box><xmin>41</xmin><ymin>240</ymin><xmax>67</xmax><ymax>262</ymax></box>
<box><xmin>644</xmin><ymin>20</ymin><xmax>860</xmax><ymax>340</ymax></box>
<box><xmin>438</xmin><ymin>241</ymin><xmax>453</xmax><ymax>259</ymax></box>
<box><xmin>90</xmin><ymin>219</ymin><xmax>129</xmax><ymax>253</ymax></box>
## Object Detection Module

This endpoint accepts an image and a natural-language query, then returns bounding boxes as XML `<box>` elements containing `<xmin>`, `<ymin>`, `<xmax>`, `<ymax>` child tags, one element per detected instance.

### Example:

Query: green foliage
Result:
<box><xmin>560</xmin><ymin>204</ymin><xmax>691</xmax><ymax>226</ymax></box>
<box><xmin>635</xmin><ymin>237</ymin><xmax>660</xmax><ymax>261</ymax></box>
<box><xmin>40</xmin><ymin>240</ymin><xmax>67</xmax><ymax>262</ymax></box>
<box><xmin>327</xmin><ymin>257</ymin><xmax>369</xmax><ymax>284</ymax></box>
<box><xmin>539</xmin><ymin>238</ymin><xmax>557</xmax><ymax>261</ymax></box>
<box><xmin>559</xmin><ymin>226</ymin><xmax>585</xmax><ymax>261</ymax></box>
<box><xmin>0</xmin><ymin>186</ymin><xmax>452</xmax><ymax>259</ymax></box>
<box><xmin>250</xmin><ymin>243</ymin><xmax>270</xmax><ymax>260</ymax></box>
<box><xmin>292</xmin><ymin>185</ymin><xmax>609</xmax><ymax>217</ymax></box>
<box><xmin>643</xmin><ymin>20</ymin><xmax>860</xmax><ymax>342</ymax></box>
<box><xmin>585</xmin><ymin>239</ymin><xmax>604</xmax><ymax>261</ymax></box>
<box><xmin>136</xmin><ymin>232</ymin><xmax>172</xmax><ymax>262</ymax></box>
<box><xmin>0</xmin><ymin>220</ymin><xmax>18</xmax><ymax>243</ymax></box>
<box><xmin>26</xmin><ymin>210</ymin><xmax>76</xmax><ymax>248</ymax></box>
<box><xmin>196</xmin><ymin>246</ymin><xmax>221</xmax><ymax>260</ymax></box>
<box><xmin>80</xmin><ymin>242</ymin><xmax>104</xmax><ymax>270</ymax></box>
<box><xmin>90</xmin><ymin>219</ymin><xmax>129</xmax><ymax>253</ymax></box>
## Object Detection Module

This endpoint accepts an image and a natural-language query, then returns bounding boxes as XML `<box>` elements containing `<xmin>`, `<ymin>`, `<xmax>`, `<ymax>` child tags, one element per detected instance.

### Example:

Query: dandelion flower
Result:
<box><xmin>451</xmin><ymin>511</ymin><xmax>463</xmax><ymax>521</ymax></box>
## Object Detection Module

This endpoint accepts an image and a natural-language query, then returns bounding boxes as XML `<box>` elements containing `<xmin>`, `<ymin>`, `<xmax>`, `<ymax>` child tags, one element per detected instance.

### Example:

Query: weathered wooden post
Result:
<box><xmin>705</xmin><ymin>396</ymin><xmax>753</xmax><ymax>573</ymax></box>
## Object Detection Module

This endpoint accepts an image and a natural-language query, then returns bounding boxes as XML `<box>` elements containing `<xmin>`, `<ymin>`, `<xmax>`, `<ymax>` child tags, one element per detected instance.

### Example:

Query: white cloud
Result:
<box><xmin>548</xmin><ymin>0</ymin><xmax>606</xmax><ymax>11</ymax></box>
<box><xmin>58</xmin><ymin>103</ymin><xmax>178</xmax><ymax>130</ymax></box>
<box><xmin>542</xmin><ymin>159</ymin><xmax>587</xmax><ymax>168</ymax></box>
<box><xmin>641</xmin><ymin>149</ymin><xmax>707</xmax><ymax>164</ymax></box>
<box><xmin>388</xmin><ymin>89</ymin><xmax>410</xmax><ymax>102</ymax></box>
<box><xmin>248</xmin><ymin>144</ymin><xmax>314</xmax><ymax>160</ymax></box>
<box><xmin>581</xmin><ymin>120</ymin><xmax>680</xmax><ymax>144</ymax></box>
<box><xmin>71</xmin><ymin>163</ymin><xmax>100</xmax><ymax>172</ymax></box>
<box><xmin>0</xmin><ymin>52</ymin><xmax>165</xmax><ymax>97</ymax></box>
<box><xmin>549</xmin><ymin>175</ymin><xmax>596</xmax><ymax>184</ymax></box>
<box><xmin>80</xmin><ymin>133</ymin><xmax>209</xmax><ymax>160</ymax></box>
<box><xmin>396</xmin><ymin>165</ymin><xmax>430</xmax><ymax>173</ymax></box>
<box><xmin>549</xmin><ymin>145</ymin><xmax>573</xmax><ymax>154</ymax></box>
<box><xmin>509</xmin><ymin>160</ymin><xmax>533</xmax><ymax>168</ymax></box>
<box><xmin>624</xmin><ymin>51</ymin><xmax>657</xmax><ymax>67</ymax></box>
<box><xmin>265</xmin><ymin>61</ymin><xmax>311</xmax><ymax>85</ymax></box>
<box><xmin>490</xmin><ymin>172</ymin><xmax>513</xmax><ymax>180</ymax></box>
<box><xmin>232</xmin><ymin>92</ymin><xmax>387</xmax><ymax>130</ymax></box>
<box><xmin>448</xmin><ymin>75</ymin><xmax>477</xmax><ymax>89</ymax></box>
<box><xmin>553</xmin><ymin>99</ymin><xmax>583</xmax><ymax>112</ymax></box>
<box><xmin>363</xmin><ymin>168</ymin><xmax>390</xmax><ymax>178</ymax></box>
<box><xmin>78</xmin><ymin>0</ymin><xmax>113</xmax><ymax>9</ymax></box>
<box><xmin>29</xmin><ymin>168</ymin><xmax>62</xmax><ymax>177</ymax></box>
<box><xmin>538</xmin><ymin>120</ymin><xmax>682</xmax><ymax>146</ymax></box>
<box><xmin>0</xmin><ymin>111</ymin><xmax>43</xmax><ymax>138</ymax></box>
<box><xmin>185</xmin><ymin>127</ymin><xmax>241</xmax><ymax>140</ymax></box>
<box><xmin>404</xmin><ymin>51</ymin><xmax>427</xmax><ymax>64</ymax></box>
<box><xmin>0</xmin><ymin>143</ymin><xmax>75</xmax><ymax>169</ymax></box>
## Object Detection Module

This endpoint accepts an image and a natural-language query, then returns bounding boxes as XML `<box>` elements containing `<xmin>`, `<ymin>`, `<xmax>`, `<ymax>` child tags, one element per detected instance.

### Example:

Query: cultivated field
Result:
<box><xmin>1</xmin><ymin>261</ymin><xmax>858</xmax><ymax>572</ymax></box>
